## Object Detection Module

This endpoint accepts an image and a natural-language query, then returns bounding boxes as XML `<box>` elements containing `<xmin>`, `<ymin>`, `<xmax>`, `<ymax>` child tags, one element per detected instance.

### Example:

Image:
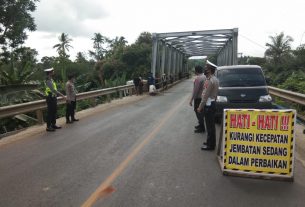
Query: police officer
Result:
<box><xmin>197</xmin><ymin>60</ymin><xmax>219</xmax><ymax>150</ymax></box>
<box><xmin>44</xmin><ymin>68</ymin><xmax>66</xmax><ymax>131</ymax></box>
<box><xmin>65</xmin><ymin>74</ymin><xmax>79</xmax><ymax>123</ymax></box>
<box><xmin>189</xmin><ymin>65</ymin><xmax>206</xmax><ymax>133</ymax></box>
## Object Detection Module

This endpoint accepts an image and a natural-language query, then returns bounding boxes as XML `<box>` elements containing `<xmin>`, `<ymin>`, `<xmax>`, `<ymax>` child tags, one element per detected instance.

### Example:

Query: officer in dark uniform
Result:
<box><xmin>189</xmin><ymin>65</ymin><xmax>206</xmax><ymax>133</ymax></box>
<box><xmin>197</xmin><ymin>60</ymin><xmax>219</xmax><ymax>150</ymax></box>
<box><xmin>44</xmin><ymin>68</ymin><xmax>66</xmax><ymax>132</ymax></box>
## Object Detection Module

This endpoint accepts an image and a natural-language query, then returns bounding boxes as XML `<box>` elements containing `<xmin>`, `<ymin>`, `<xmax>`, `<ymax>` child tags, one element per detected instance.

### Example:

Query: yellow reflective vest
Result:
<box><xmin>45</xmin><ymin>79</ymin><xmax>57</xmax><ymax>96</ymax></box>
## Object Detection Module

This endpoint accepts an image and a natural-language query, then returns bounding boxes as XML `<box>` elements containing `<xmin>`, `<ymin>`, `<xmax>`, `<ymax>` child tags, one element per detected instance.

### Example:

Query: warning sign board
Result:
<box><xmin>222</xmin><ymin>109</ymin><xmax>296</xmax><ymax>178</ymax></box>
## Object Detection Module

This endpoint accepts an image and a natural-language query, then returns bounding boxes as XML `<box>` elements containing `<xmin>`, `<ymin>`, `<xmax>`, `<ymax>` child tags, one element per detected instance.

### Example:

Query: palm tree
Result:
<box><xmin>89</xmin><ymin>33</ymin><xmax>109</xmax><ymax>87</ymax></box>
<box><xmin>89</xmin><ymin>33</ymin><xmax>107</xmax><ymax>61</ymax></box>
<box><xmin>53</xmin><ymin>33</ymin><xmax>73</xmax><ymax>58</ymax></box>
<box><xmin>110</xmin><ymin>36</ymin><xmax>127</xmax><ymax>48</ymax></box>
<box><xmin>265</xmin><ymin>32</ymin><xmax>293</xmax><ymax>64</ymax></box>
<box><xmin>107</xmin><ymin>36</ymin><xmax>128</xmax><ymax>58</ymax></box>
<box><xmin>53</xmin><ymin>33</ymin><xmax>73</xmax><ymax>81</ymax></box>
<box><xmin>75</xmin><ymin>52</ymin><xmax>88</xmax><ymax>63</ymax></box>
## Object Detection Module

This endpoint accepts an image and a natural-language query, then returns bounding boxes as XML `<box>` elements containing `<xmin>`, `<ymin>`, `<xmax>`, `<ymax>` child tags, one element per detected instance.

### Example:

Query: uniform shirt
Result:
<box><xmin>147</xmin><ymin>75</ymin><xmax>155</xmax><ymax>85</ymax></box>
<box><xmin>191</xmin><ymin>74</ymin><xmax>206</xmax><ymax>100</ymax></box>
<box><xmin>199</xmin><ymin>75</ymin><xmax>219</xmax><ymax>109</ymax></box>
<box><xmin>66</xmin><ymin>81</ymin><xmax>77</xmax><ymax>101</ymax></box>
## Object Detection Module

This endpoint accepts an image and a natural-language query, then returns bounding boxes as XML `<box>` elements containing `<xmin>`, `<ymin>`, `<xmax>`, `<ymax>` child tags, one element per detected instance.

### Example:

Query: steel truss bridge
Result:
<box><xmin>151</xmin><ymin>28</ymin><xmax>238</xmax><ymax>78</ymax></box>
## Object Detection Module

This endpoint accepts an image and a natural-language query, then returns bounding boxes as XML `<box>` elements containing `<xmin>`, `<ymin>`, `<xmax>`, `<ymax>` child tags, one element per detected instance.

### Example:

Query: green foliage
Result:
<box><xmin>52</xmin><ymin>33</ymin><xmax>73</xmax><ymax>82</ymax></box>
<box><xmin>103</xmin><ymin>59</ymin><xmax>127</xmax><ymax>80</ymax></box>
<box><xmin>262</xmin><ymin>32</ymin><xmax>305</xmax><ymax>92</ymax></box>
<box><xmin>121</xmin><ymin>43</ymin><xmax>151</xmax><ymax>78</ymax></box>
<box><xmin>53</xmin><ymin>33</ymin><xmax>73</xmax><ymax>58</ymax></box>
<box><xmin>293</xmin><ymin>44</ymin><xmax>305</xmax><ymax>71</ymax></box>
<box><xmin>265</xmin><ymin>32</ymin><xmax>293</xmax><ymax>65</ymax></box>
<box><xmin>89</xmin><ymin>33</ymin><xmax>109</xmax><ymax>61</ymax></box>
<box><xmin>135</xmin><ymin>32</ymin><xmax>152</xmax><ymax>45</ymax></box>
<box><xmin>0</xmin><ymin>85</ymin><xmax>43</xmax><ymax>106</ymax></box>
<box><xmin>40</xmin><ymin>56</ymin><xmax>56</xmax><ymax>69</ymax></box>
<box><xmin>0</xmin><ymin>47</ymin><xmax>39</xmax><ymax>85</ymax></box>
<box><xmin>104</xmin><ymin>72</ymin><xmax>127</xmax><ymax>88</ymax></box>
<box><xmin>0</xmin><ymin>0</ymin><xmax>38</xmax><ymax>50</ymax></box>
<box><xmin>100</xmin><ymin>32</ymin><xmax>152</xmax><ymax>83</ymax></box>
<box><xmin>75</xmin><ymin>52</ymin><xmax>88</xmax><ymax>63</ymax></box>
<box><xmin>106</xmin><ymin>36</ymin><xmax>128</xmax><ymax>59</ymax></box>
<box><xmin>278</xmin><ymin>70</ymin><xmax>305</xmax><ymax>93</ymax></box>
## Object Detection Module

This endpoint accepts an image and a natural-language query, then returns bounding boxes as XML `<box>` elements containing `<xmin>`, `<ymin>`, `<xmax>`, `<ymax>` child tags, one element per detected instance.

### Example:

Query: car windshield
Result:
<box><xmin>217</xmin><ymin>68</ymin><xmax>266</xmax><ymax>87</ymax></box>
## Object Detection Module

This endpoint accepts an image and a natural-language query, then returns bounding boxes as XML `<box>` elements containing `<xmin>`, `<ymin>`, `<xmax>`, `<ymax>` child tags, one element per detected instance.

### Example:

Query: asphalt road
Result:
<box><xmin>1</xmin><ymin>80</ymin><xmax>305</xmax><ymax>207</ymax></box>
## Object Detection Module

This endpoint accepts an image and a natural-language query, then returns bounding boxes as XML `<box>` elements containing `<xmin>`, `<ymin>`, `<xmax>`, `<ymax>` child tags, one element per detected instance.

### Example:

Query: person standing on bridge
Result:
<box><xmin>44</xmin><ymin>68</ymin><xmax>66</xmax><ymax>132</ymax></box>
<box><xmin>162</xmin><ymin>73</ymin><xmax>168</xmax><ymax>90</ymax></box>
<box><xmin>189</xmin><ymin>65</ymin><xmax>206</xmax><ymax>133</ymax></box>
<box><xmin>147</xmin><ymin>72</ymin><xmax>156</xmax><ymax>95</ymax></box>
<box><xmin>133</xmin><ymin>75</ymin><xmax>141</xmax><ymax>96</ymax></box>
<box><xmin>197</xmin><ymin>60</ymin><xmax>219</xmax><ymax>150</ymax></box>
<box><xmin>65</xmin><ymin>74</ymin><xmax>79</xmax><ymax>124</ymax></box>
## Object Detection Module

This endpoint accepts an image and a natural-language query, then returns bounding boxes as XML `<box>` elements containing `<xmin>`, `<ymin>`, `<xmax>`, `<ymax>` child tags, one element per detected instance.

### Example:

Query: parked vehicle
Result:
<box><xmin>215</xmin><ymin>65</ymin><xmax>273</xmax><ymax>122</ymax></box>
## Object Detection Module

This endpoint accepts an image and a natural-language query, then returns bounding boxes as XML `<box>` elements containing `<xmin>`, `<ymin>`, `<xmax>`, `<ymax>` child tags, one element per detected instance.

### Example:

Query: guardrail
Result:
<box><xmin>0</xmin><ymin>85</ymin><xmax>134</xmax><ymax>124</ymax></box>
<box><xmin>268</xmin><ymin>86</ymin><xmax>305</xmax><ymax>121</ymax></box>
<box><xmin>0</xmin><ymin>74</ymin><xmax>189</xmax><ymax>126</ymax></box>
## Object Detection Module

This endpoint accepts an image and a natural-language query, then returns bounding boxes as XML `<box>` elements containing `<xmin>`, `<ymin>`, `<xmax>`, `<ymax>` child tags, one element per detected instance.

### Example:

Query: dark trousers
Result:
<box><xmin>66</xmin><ymin>100</ymin><xmax>76</xmax><ymax>121</ymax></box>
<box><xmin>204</xmin><ymin>102</ymin><xmax>216</xmax><ymax>148</ymax></box>
<box><xmin>46</xmin><ymin>95</ymin><xmax>57</xmax><ymax>128</ymax></box>
<box><xmin>194</xmin><ymin>98</ymin><xmax>205</xmax><ymax>131</ymax></box>
<box><xmin>139</xmin><ymin>84</ymin><xmax>143</xmax><ymax>95</ymax></box>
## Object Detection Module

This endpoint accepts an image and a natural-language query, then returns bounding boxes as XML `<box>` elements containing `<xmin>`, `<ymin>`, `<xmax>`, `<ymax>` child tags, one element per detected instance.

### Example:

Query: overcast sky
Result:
<box><xmin>25</xmin><ymin>0</ymin><xmax>305</xmax><ymax>61</ymax></box>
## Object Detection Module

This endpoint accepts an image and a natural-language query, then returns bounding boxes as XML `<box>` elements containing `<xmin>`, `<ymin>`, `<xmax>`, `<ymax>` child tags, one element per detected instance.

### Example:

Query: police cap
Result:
<box><xmin>44</xmin><ymin>67</ymin><xmax>54</xmax><ymax>72</ymax></box>
<box><xmin>206</xmin><ymin>60</ymin><xmax>217</xmax><ymax>69</ymax></box>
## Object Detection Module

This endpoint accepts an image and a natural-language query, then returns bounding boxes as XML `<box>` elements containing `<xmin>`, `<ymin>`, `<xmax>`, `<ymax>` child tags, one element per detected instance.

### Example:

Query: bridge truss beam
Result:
<box><xmin>151</xmin><ymin>28</ymin><xmax>238</xmax><ymax>80</ymax></box>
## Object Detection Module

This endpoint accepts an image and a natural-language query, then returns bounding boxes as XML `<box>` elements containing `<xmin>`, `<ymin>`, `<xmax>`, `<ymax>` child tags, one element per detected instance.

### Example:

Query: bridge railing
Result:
<box><xmin>0</xmin><ymin>85</ymin><xmax>134</xmax><ymax>124</ymax></box>
<box><xmin>268</xmin><ymin>86</ymin><xmax>305</xmax><ymax>121</ymax></box>
<box><xmin>1</xmin><ymin>84</ymin><xmax>303</xmax><ymax>125</ymax></box>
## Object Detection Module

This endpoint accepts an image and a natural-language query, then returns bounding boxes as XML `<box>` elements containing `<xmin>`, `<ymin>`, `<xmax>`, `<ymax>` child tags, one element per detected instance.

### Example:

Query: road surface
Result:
<box><xmin>1</xmin><ymin>79</ymin><xmax>305</xmax><ymax>207</ymax></box>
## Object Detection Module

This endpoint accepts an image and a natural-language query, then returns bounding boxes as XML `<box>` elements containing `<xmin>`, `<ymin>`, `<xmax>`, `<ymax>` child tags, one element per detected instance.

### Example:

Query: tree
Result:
<box><xmin>53</xmin><ymin>33</ymin><xmax>73</xmax><ymax>58</ymax></box>
<box><xmin>89</xmin><ymin>33</ymin><xmax>108</xmax><ymax>61</ymax></box>
<box><xmin>120</xmin><ymin>33</ymin><xmax>152</xmax><ymax>79</ymax></box>
<box><xmin>0</xmin><ymin>0</ymin><xmax>39</xmax><ymax>85</ymax></box>
<box><xmin>265</xmin><ymin>32</ymin><xmax>293</xmax><ymax>65</ymax></box>
<box><xmin>89</xmin><ymin>33</ymin><xmax>111</xmax><ymax>87</ymax></box>
<box><xmin>0</xmin><ymin>0</ymin><xmax>38</xmax><ymax>52</ymax></box>
<box><xmin>279</xmin><ymin>70</ymin><xmax>305</xmax><ymax>93</ymax></box>
<box><xmin>107</xmin><ymin>36</ymin><xmax>128</xmax><ymax>59</ymax></box>
<box><xmin>135</xmin><ymin>32</ymin><xmax>152</xmax><ymax>45</ymax></box>
<box><xmin>41</xmin><ymin>56</ymin><xmax>56</xmax><ymax>68</ymax></box>
<box><xmin>293</xmin><ymin>44</ymin><xmax>305</xmax><ymax>71</ymax></box>
<box><xmin>53</xmin><ymin>33</ymin><xmax>73</xmax><ymax>81</ymax></box>
<box><xmin>0</xmin><ymin>47</ymin><xmax>38</xmax><ymax>85</ymax></box>
<box><xmin>75</xmin><ymin>52</ymin><xmax>88</xmax><ymax>63</ymax></box>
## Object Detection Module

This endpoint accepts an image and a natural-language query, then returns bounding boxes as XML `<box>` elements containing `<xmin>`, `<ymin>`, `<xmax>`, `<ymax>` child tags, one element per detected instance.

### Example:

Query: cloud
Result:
<box><xmin>33</xmin><ymin>0</ymin><xmax>108</xmax><ymax>37</ymax></box>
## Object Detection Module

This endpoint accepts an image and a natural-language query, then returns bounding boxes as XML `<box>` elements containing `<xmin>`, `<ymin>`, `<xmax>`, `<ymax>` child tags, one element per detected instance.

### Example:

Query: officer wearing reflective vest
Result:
<box><xmin>44</xmin><ymin>68</ymin><xmax>66</xmax><ymax>132</ymax></box>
